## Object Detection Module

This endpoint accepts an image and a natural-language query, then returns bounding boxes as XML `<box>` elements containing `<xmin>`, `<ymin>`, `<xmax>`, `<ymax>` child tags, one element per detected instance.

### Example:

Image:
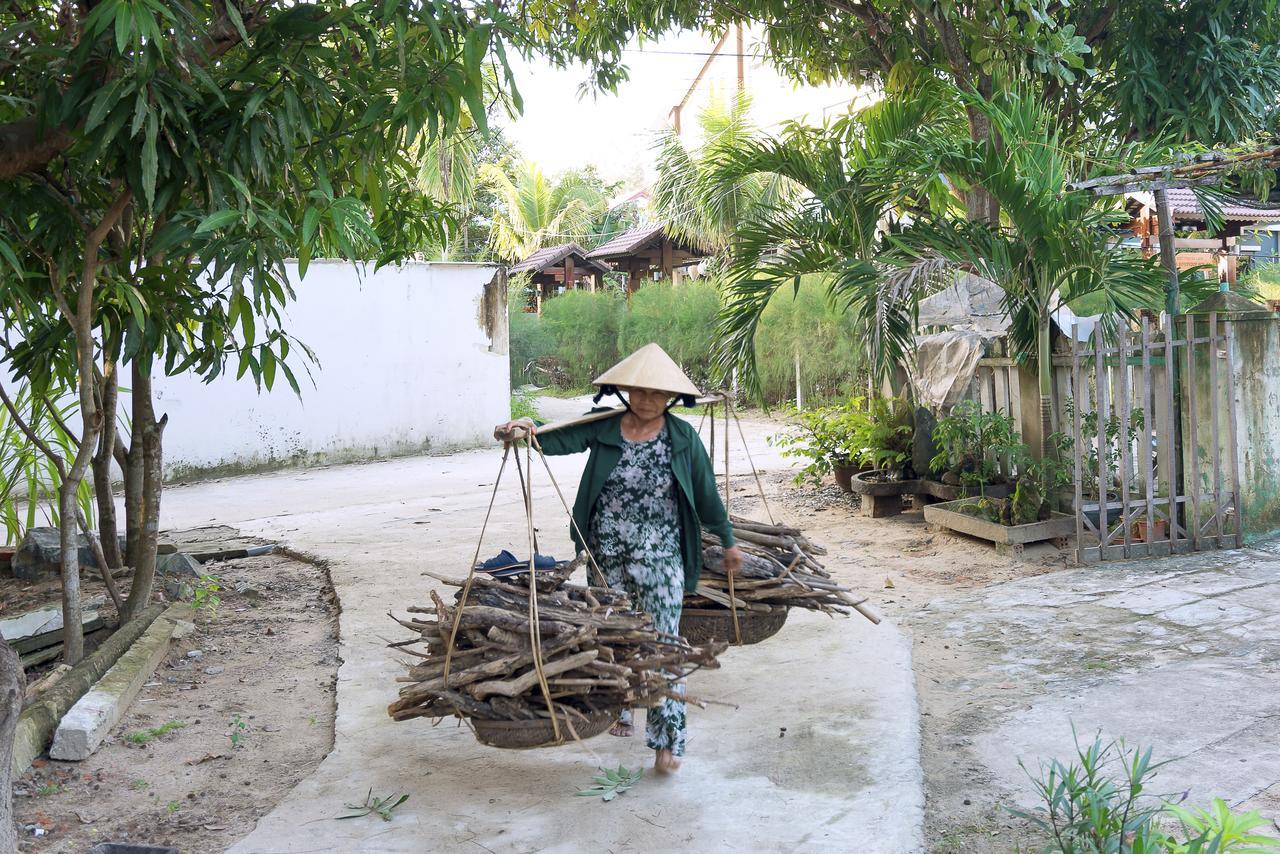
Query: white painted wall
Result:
<box><xmin>152</xmin><ymin>260</ymin><xmax>508</xmax><ymax>478</ymax></box>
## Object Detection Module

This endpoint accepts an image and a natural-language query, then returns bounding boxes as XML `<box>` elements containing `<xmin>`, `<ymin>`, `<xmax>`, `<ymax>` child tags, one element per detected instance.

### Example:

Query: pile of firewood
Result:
<box><xmin>689</xmin><ymin>516</ymin><xmax>877</xmax><ymax>622</ymax></box>
<box><xmin>387</xmin><ymin>558</ymin><xmax>726</xmax><ymax>724</ymax></box>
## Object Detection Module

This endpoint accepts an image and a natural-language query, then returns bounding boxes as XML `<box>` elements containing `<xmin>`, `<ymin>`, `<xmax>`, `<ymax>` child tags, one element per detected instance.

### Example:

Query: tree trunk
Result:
<box><xmin>0</xmin><ymin>639</ymin><xmax>23</xmax><ymax>854</ymax></box>
<box><xmin>122</xmin><ymin>364</ymin><xmax>166</xmax><ymax>622</ymax></box>
<box><xmin>93</xmin><ymin>357</ymin><xmax>121</xmax><ymax>569</ymax></box>
<box><xmin>963</xmin><ymin>100</ymin><xmax>1001</xmax><ymax>224</ymax></box>
<box><xmin>56</xmin><ymin>486</ymin><xmax>86</xmax><ymax>665</ymax></box>
<box><xmin>124</xmin><ymin>362</ymin><xmax>146</xmax><ymax>568</ymax></box>
<box><xmin>1038</xmin><ymin>312</ymin><xmax>1056</xmax><ymax>506</ymax></box>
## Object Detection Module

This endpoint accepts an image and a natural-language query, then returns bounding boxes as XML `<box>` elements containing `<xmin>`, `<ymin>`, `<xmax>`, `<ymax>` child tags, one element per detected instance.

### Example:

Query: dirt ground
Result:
<box><xmin>752</xmin><ymin>470</ymin><xmax>1072</xmax><ymax>853</ymax></box>
<box><xmin>10</xmin><ymin>552</ymin><xmax>339</xmax><ymax>853</ymax></box>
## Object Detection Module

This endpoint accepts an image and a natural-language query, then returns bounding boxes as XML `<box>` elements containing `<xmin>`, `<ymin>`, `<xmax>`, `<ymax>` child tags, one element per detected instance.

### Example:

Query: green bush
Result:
<box><xmin>508</xmin><ymin>306</ymin><xmax>554</xmax><ymax>386</ymax></box>
<box><xmin>619</xmin><ymin>280</ymin><xmax>721</xmax><ymax>390</ymax></box>
<box><xmin>540</xmin><ymin>289</ymin><xmax>624</xmax><ymax>388</ymax></box>
<box><xmin>752</xmin><ymin>276</ymin><xmax>869</xmax><ymax>405</ymax></box>
<box><xmin>508</xmin><ymin>274</ymin><xmax>868</xmax><ymax>407</ymax></box>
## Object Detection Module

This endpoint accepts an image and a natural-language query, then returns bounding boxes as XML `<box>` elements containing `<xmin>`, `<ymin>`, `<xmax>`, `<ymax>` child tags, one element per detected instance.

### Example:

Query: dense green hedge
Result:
<box><xmin>509</xmin><ymin>276</ymin><xmax>868</xmax><ymax>405</ymax></box>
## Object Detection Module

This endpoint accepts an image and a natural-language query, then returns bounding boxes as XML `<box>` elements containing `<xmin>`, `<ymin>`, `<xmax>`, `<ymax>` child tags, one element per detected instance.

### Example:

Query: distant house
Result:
<box><xmin>508</xmin><ymin>242</ymin><xmax>612</xmax><ymax>313</ymax></box>
<box><xmin>1126</xmin><ymin>189</ymin><xmax>1280</xmax><ymax>284</ymax></box>
<box><xmin>585</xmin><ymin>224</ymin><xmax>710</xmax><ymax>294</ymax></box>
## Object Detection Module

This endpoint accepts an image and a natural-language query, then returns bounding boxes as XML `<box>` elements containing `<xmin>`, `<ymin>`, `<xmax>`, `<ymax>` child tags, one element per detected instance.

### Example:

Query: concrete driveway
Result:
<box><xmin>155</xmin><ymin>408</ymin><xmax>925</xmax><ymax>853</ymax></box>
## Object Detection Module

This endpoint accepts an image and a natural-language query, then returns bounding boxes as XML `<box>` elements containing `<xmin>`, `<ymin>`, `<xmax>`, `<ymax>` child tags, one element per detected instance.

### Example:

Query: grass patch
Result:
<box><xmin>126</xmin><ymin>720</ymin><xmax>187</xmax><ymax>744</ymax></box>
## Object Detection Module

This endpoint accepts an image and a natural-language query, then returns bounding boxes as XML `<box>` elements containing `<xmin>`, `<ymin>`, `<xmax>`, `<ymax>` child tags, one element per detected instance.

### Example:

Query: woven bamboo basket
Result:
<box><xmin>679</xmin><ymin>607</ymin><xmax>789</xmax><ymax>646</ymax></box>
<box><xmin>471</xmin><ymin>708</ymin><xmax>618</xmax><ymax>750</ymax></box>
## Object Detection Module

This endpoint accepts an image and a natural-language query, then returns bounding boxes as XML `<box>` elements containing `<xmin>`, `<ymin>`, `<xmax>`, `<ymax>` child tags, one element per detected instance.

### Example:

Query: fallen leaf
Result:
<box><xmin>884</xmin><ymin>577</ymin><xmax>895</xmax><ymax>589</ymax></box>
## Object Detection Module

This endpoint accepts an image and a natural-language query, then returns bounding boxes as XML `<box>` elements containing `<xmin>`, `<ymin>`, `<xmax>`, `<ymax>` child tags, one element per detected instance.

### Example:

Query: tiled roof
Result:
<box><xmin>586</xmin><ymin>224</ymin><xmax>668</xmax><ymax>259</ymax></box>
<box><xmin>1132</xmin><ymin>189</ymin><xmax>1280</xmax><ymax>223</ymax></box>
<box><xmin>508</xmin><ymin>243</ymin><xmax>611</xmax><ymax>275</ymax></box>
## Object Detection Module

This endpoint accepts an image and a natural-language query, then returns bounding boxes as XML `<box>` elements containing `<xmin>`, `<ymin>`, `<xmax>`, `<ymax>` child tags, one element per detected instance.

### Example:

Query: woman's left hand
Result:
<box><xmin>722</xmin><ymin>545</ymin><xmax>744</xmax><ymax>577</ymax></box>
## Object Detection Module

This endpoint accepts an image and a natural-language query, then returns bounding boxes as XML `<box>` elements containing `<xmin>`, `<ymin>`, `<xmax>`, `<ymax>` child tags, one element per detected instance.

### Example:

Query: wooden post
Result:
<box><xmin>1208</xmin><ymin>312</ymin><xmax>1223</xmax><ymax>543</ymax></box>
<box><xmin>1140</xmin><ymin>317</ymin><xmax>1156</xmax><ymax>555</ymax></box>
<box><xmin>1117</xmin><ymin>325</ymin><xmax>1133</xmax><ymax>557</ymax></box>
<box><xmin>1185</xmin><ymin>313</ymin><xmax>1201</xmax><ymax>549</ymax></box>
<box><xmin>794</xmin><ymin>350</ymin><xmax>803</xmax><ymax>410</ymax></box>
<box><xmin>660</xmin><ymin>238</ymin><xmax>673</xmax><ymax>280</ymax></box>
<box><xmin>564</xmin><ymin>256</ymin><xmax>575</xmax><ymax>292</ymax></box>
<box><xmin>1154</xmin><ymin>190</ymin><xmax>1185</xmax><ymax>515</ymax></box>
<box><xmin>1224</xmin><ymin>320</ymin><xmax>1244</xmax><ymax>546</ymax></box>
<box><xmin>1071</xmin><ymin>324</ymin><xmax>1086</xmax><ymax>562</ymax></box>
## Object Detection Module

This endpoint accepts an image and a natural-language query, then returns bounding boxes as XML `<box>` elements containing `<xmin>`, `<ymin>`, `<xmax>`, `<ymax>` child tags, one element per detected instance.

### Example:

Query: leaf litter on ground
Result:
<box><xmin>336</xmin><ymin>788</ymin><xmax>410</xmax><ymax>821</ymax></box>
<box><xmin>576</xmin><ymin>765</ymin><xmax>643</xmax><ymax>802</ymax></box>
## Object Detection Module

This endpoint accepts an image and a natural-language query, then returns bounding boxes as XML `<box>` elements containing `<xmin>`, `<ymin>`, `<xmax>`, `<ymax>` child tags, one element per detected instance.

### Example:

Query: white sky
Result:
<box><xmin>502</xmin><ymin>29</ymin><xmax>874</xmax><ymax>190</ymax></box>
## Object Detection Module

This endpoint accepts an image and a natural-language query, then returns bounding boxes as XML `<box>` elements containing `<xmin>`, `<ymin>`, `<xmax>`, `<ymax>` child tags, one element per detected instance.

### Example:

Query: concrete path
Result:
<box><xmin>154</xmin><ymin>408</ymin><xmax>925</xmax><ymax>853</ymax></box>
<box><xmin>911</xmin><ymin>539</ymin><xmax>1280</xmax><ymax>840</ymax></box>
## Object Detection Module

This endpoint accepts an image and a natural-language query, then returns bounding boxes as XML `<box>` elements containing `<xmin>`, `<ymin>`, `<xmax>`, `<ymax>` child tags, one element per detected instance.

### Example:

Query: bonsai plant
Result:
<box><xmin>928</xmin><ymin>400</ymin><xmax>1019</xmax><ymax>489</ymax></box>
<box><xmin>960</xmin><ymin>434</ymin><xmax>1072</xmax><ymax>526</ymax></box>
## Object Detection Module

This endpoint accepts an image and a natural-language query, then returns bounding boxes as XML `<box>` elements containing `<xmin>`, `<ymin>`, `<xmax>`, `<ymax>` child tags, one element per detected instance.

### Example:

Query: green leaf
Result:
<box><xmin>195</xmin><ymin>210</ymin><xmax>239</xmax><ymax>234</ymax></box>
<box><xmin>224</xmin><ymin>0</ymin><xmax>249</xmax><ymax>43</ymax></box>
<box><xmin>142</xmin><ymin>110</ymin><xmax>158</xmax><ymax>207</ymax></box>
<box><xmin>301</xmin><ymin>206</ymin><xmax>321</xmax><ymax>245</ymax></box>
<box><xmin>115</xmin><ymin>2</ymin><xmax>133</xmax><ymax>54</ymax></box>
<box><xmin>260</xmin><ymin>345</ymin><xmax>276</xmax><ymax>391</ymax></box>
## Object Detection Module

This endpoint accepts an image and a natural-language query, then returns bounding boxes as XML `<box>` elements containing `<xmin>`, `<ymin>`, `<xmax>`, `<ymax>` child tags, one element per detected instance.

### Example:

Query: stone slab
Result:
<box><xmin>48</xmin><ymin>606</ymin><xmax>184</xmax><ymax>761</ymax></box>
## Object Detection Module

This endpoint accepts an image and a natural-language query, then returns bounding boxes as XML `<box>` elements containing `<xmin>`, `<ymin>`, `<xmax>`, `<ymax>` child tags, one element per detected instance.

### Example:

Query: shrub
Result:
<box><xmin>508</xmin><ymin>307</ymin><xmax>555</xmax><ymax>386</ymax></box>
<box><xmin>540</xmin><ymin>290</ymin><xmax>624</xmax><ymax>388</ymax></box>
<box><xmin>751</xmin><ymin>276</ymin><xmax>869</xmax><ymax>405</ymax></box>
<box><xmin>619</xmin><ymin>280</ymin><xmax>721</xmax><ymax>390</ymax></box>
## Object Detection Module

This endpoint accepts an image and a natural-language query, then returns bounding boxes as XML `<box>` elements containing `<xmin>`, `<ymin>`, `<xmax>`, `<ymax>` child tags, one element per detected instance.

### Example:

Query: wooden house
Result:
<box><xmin>508</xmin><ymin>242</ymin><xmax>612</xmax><ymax>313</ymax></box>
<box><xmin>1127</xmin><ymin>189</ymin><xmax>1280</xmax><ymax>284</ymax></box>
<box><xmin>585</xmin><ymin>225</ymin><xmax>709</xmax><ymax>295</ymax></box>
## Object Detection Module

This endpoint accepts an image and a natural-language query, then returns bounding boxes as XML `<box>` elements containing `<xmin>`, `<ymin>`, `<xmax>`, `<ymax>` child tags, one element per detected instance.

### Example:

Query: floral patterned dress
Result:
<box><xmin>587</xmin><ymin>424</ymin><xmax>687</xmax><ymax>756</ymax></box>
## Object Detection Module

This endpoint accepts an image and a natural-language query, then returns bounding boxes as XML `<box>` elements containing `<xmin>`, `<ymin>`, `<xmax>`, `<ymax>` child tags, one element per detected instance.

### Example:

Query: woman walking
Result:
<box><xmin>494</xmin><ymin>343</ymin><xmax>742</xmax><ymax>773</ymax></box>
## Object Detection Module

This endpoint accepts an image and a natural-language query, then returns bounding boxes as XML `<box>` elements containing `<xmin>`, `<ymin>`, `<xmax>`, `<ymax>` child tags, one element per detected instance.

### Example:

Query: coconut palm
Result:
<box><xmin>479</xmin><ymin>161</ymin><xmax>607</xmax><ymax>261</ymax></box>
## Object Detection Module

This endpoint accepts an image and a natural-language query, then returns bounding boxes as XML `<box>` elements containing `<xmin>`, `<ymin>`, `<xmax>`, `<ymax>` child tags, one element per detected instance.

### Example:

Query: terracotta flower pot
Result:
<box><xmin>833</xmin><ymin>464</ymin><xmax>858</xmax><ymax>493</ymax></box>
<box><xmin>1131</xmin><ymin>518</ymin><xmax>1168</xmax><ymax>542</ymax></box>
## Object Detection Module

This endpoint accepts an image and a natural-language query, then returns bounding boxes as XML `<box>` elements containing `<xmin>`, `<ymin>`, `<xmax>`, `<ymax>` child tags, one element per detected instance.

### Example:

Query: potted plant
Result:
<box><xmin>772</xmin><ymin>399</ymin><xmax>873</xmax><ymax>492</ymax></box>
<box><xmin>849</xmin><ymin>396</ymin><xmax>915</xmax><ymax>482</ymax></box>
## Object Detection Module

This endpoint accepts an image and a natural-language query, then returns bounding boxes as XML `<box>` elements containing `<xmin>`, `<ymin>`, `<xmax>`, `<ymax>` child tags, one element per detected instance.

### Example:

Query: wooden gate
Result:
<box><xmin>1070</xmin><ymin>312</ymin><xmax>1244</xmax><ymax>562</ymax></box>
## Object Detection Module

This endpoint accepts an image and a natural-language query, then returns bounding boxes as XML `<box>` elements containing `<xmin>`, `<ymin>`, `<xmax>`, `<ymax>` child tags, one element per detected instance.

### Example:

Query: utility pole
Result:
<box><xmin>736</xmin><ymin>24</ymin><xmax>745</xmax><ymax>90</ymax></box>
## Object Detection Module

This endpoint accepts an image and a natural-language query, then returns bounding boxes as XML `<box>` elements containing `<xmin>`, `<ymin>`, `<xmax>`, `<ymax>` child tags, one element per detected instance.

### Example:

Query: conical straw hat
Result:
<box><xmin>594</xmin><ymin>343</ymin><xmax>701</xmax><ymax>397</ymax></box>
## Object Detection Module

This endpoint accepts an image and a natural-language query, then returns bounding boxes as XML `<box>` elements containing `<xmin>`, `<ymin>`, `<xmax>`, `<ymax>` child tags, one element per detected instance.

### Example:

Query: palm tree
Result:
<box><xmin>714</xmin><ymin>84</ymin><xmax>1170</xmax><ymax>467</ymax></box>
<box><xmin>651</xmin><ymin>92</ymin><xmax>796</xmax><ymax>252</ymax></box>
<box><xmin>479</xmin><ymin>161</ymin><xmax>606</xmax><ymax>261</ymax></box>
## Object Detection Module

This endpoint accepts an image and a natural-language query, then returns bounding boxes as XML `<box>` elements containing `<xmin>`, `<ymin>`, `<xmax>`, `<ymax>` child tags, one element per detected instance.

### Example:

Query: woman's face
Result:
<box><xmin>622</xmin><ymin>386</ymin><xmax>674</xmax><ymax>420</ymax></box>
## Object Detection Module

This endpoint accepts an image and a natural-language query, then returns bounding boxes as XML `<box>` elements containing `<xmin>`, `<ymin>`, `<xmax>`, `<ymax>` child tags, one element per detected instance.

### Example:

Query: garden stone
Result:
<box><xmin>12</xmin><ymin>527</ymin><xmax>98</xmax><ymax>581</ymax></box>
<box><xmin>156</xmin><ymin>552</ymin><xmax>202</xmax><ymax>578</ymax></box>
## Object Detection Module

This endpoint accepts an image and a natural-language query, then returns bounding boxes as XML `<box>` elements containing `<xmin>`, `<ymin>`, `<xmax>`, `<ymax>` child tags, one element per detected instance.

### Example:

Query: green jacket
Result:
<box><xmin>537</xmin><ymin>410</ymin><xmax>735</xmax><ymax>593</ymax></box>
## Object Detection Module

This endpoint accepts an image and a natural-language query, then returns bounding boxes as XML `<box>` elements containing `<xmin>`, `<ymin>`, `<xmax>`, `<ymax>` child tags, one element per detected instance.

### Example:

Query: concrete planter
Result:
<box><xmin>917</xmin><ymin>479</ymin><xmax>1012</xmax><ymax>502</ymax></box>
<box><xmin>849</xmin><ymin>470</ymin><xmax>919</xmax><ymax>517</ymax></box>
<box><xmin>923</xmin><ymin>498</ymin><xmax>1074</xmax><ymax>556</ymax></box>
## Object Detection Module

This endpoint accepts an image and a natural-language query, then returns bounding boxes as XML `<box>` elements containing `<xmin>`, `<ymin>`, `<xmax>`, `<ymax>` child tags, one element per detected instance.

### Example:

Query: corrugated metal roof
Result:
<box><xmin>1131</xmin><ymin>189</ymin><xmax>1280</xmax><ymax>222</ymax></box>
<box><xmin>586</xmin><ymin>224</ymin><xmax>667</xmax><ymax>259</ymax></box>
<box><xmin>508</xmin><ymin>243</ymin><xmax>611</xmax><ymax>275</ymax></box>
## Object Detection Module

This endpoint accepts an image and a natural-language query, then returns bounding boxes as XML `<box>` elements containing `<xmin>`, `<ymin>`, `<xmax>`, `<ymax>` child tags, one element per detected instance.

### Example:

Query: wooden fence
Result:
<box><xmin>1069</xmin><ymin>312</ymin><xmax>1243</xmax><ymax>562</ymax></box>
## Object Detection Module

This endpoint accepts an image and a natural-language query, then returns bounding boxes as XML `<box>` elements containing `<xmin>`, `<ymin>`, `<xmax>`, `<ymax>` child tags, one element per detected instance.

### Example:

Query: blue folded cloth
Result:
<box><xmin>476</xmin><ymin>549</ymin><xmax>560</xmax><ymax>577</ymax></box>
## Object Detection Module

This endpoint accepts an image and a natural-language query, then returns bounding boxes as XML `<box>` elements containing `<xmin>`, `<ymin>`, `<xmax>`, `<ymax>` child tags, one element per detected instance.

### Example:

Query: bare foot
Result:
<box><xmin>654</xmin><ymin>749</ymin><xmax>682</xmax><ymax>774</ymax></box>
